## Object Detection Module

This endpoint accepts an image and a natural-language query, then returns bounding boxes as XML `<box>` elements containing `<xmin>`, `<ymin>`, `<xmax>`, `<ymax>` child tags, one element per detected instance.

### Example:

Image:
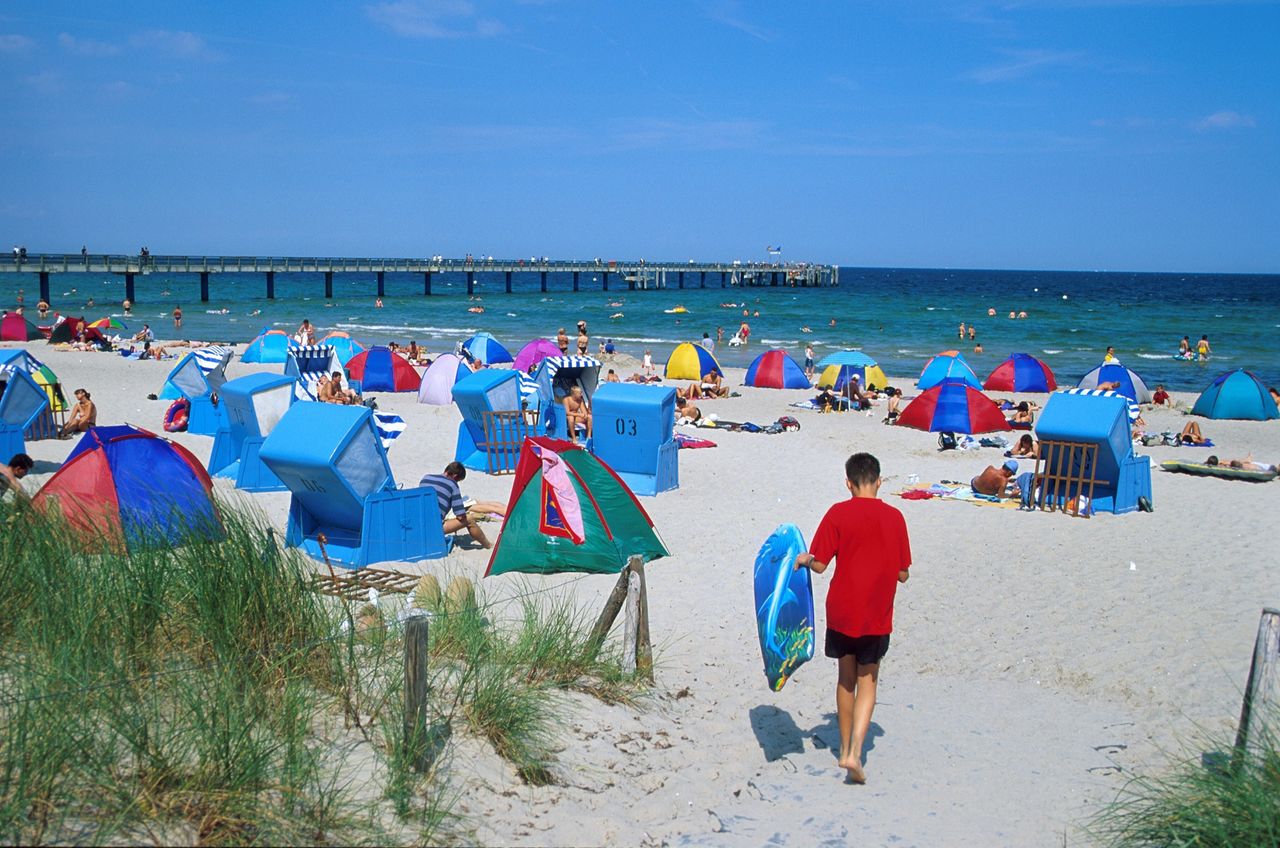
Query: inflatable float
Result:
<box><xmin>753</xmin><ymin>523</ymin><xmax>815</xmax><ymax>691</ymax></box>
<box><xmin>664</xmin><ymin>306</ymin><xmax>689</xmax><ymax>314</ymax></box>
<box><xmin>1161</xmin><ymin>460</ymin><xmax>1277</xmax><ymax>482</ymax></box>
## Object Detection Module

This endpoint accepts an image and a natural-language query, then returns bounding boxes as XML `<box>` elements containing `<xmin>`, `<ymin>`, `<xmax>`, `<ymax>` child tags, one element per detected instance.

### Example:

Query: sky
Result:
<box><xmin>1</xmin><ymin>1</ymin><xmax>1277</xmax><ymax>272</ymax></box>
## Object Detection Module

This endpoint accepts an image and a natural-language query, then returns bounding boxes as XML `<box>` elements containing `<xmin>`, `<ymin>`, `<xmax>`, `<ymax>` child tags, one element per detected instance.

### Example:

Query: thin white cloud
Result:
<box><xmin>365</xmin><ymin>1</ymin><xmax>505</xmax><ymax>38</ymax></box>
<box><xmin>700</xmin><ymin>0</ymin><xmax>775</xmax><ymax>42</ymax></box>
<box><xmin>1194</xmin><ymin>110</ymin><xmax>1257</xmax><ymax>130</ymax></box>
<box><xmin>965</xmin><ymin>48</ymin><xmax>1084</xmax><ymax>83</ymax></box>
<box><xmin>58</xmin><ymin>33</ymin><xmax>122</xmax><ymax>56</ymax></box>
<box><xmin>129</xmin><ymin>29</ymin><xmax>221</xmax><ymax>60</ymax></box>
<box><xmin>23</xmin><ymin>71</ymin><xmax>64</xmax><ymax>95</ymax></box>
<box><xmin>0</xmin><ymin>34</ymin><xmax>34</xmax><ymax>52</ymax></box>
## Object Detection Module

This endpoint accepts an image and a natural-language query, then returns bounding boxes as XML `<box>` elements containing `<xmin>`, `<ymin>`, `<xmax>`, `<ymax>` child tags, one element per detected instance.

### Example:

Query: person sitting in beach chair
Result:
<box><xmin>563</xmin><ymin>385</ymin><xmax>592</xmax><ymax>444</ymax></box>
<box><xmin>1179</xmin><ymin>421</ymin><xmax>1208</xmax><ymax>445</ymax></box>
<box><xmin>320</xmin><ymin>371</ymin><xmax>360</xmax><ymax>405</ymax></box>
<box><xmin>971</xmin><ymin>459</ymin><xmax>1020</xmax><ymax>499</ymax></box>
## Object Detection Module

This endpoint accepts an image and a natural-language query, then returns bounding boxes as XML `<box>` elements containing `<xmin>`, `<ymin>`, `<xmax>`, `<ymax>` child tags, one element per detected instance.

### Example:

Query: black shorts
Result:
<box><xmin>824</xmin><ymin>629</ymin><xmax>891</xmax><ymax>665</ymax></box>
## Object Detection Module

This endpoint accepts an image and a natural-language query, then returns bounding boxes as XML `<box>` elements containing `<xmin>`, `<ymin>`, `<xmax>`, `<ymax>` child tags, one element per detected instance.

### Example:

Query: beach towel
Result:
<box><xmin>674</xmin><ymin>433</ymin><xmax>717</xmax><ymax>449</ymax></box>
<box><xmin>896</xmin><ymin>482</ymin><xmax>1020</xmax><ymax>509</ymax></box>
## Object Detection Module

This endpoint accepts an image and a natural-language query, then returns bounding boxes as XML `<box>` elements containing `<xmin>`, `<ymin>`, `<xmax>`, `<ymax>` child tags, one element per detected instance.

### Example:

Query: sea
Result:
<box><xmin>3</xmin><ymin>267</ymin><xmax>1278</xmax><ymax>392</ymax></box>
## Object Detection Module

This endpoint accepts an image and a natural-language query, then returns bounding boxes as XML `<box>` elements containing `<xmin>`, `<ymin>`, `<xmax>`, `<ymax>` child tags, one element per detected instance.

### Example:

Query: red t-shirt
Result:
<box><xmin>810</xmin><ymin>497</ymin><xmax>912</xmax><ymax>638</ymax></box>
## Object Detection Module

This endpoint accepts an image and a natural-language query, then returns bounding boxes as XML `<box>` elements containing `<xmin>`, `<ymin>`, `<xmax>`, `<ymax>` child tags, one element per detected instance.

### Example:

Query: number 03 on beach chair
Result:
<box><xmin>259</xmin><ymin>402</ymin><xmax>449</xmax><ymax>568</ymax></box>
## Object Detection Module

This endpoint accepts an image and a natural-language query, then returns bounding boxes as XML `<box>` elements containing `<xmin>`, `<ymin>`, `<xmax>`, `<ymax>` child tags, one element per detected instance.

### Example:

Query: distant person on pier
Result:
<box><xmin>81</xmin><ymin>245</ymin><xmax>88</xmax><ymax>262</ymax></box>
<box><xmin>173</xmin><ymin>305</ymin><xmax>183</xmax><ymax>330</ymax></box>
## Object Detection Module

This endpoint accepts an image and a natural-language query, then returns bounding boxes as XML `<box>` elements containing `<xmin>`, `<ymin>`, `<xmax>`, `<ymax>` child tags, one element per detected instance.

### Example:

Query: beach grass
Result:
<box><xmin>0</xmin><ymin>495</ymin><xmax>647</xmax><ymax>843</ymax></box>
<box><xmin>1089</xmin><ymin>717</ymin><xmax>1280</xmax><ymax>847</ymax></box>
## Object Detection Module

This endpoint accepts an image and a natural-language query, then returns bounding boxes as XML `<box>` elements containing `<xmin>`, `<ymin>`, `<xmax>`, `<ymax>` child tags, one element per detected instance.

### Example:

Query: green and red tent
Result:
<box><xmin>485</xmin><ymin>437</ymin><xmax>668</xmax><ymax>577</ymax></box>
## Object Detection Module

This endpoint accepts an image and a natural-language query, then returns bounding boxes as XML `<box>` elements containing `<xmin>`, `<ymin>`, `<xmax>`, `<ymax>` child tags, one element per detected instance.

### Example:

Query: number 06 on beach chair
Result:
<box><xmin>259</xmin><ymin>402</ymin><xmax>449</xmax><ymax>568</ymax></box>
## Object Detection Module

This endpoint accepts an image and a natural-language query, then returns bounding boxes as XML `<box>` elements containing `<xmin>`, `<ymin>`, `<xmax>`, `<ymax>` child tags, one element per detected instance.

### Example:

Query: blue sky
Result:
<box><xmin>1</xmin><ymin>1</ymin><xmax>1277</xmax><ymax>272</ymax></box>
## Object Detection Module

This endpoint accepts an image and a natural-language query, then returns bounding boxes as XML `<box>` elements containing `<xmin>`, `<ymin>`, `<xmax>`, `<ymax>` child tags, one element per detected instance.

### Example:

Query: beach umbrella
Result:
<box><xmin>418</xmin><ymin>353</ymin><xmax>473</xmax><ymax>405</ymax></box>
<box><xmin>318</xmin><ymin>331</ymin><xmax>366</xmax><ymax>366</ymax></box>
<box><xmin>816</xmin><ymin>361</ymin><xmax>889</xmax><ymax>393</ymax></box>
<box><xmin>463</xmin><ymin>332</ymin><xmax>513</xmax><ymax>366</ymax></box>
<box><xmin>88</xmin><ymin>316</ymin><xmax>127</xmax><ymax>331</ymax></box>
<box><xmin>665</xmin><ymin>342</ymin><xmax>723</xmax><ymax>381</ymax></box>
<box><xmin>1077</xmin><ymin>362</ymin><xmax>1152</xmax><ymax>404</ymax></box>
<box><xmin>895</xmin><ymin>378</ymin><xmax>1011</xmax><ymax>434</ymax></box>
<box><xmin>744</xmin><ymin>349</ymin><xmax>811</xmax><ymax>389</ymax></box>
<box><xmin>918</xmin><ymin>351</ymin><xmax>981</xmax><ymax>390</ymax></box>
<box><xmin>984</xmin><ymin>353</ymin><xmax>1057</xmax><ymax>393</ymax></box>
<box><xmin>0</xmin><ymin>311</ymin><xmax>42</xmax><ymax>341</ymax></box>
<box><xmin>1191</xmin><ymin>369</ymin><xmax>1279</xmax><ymax>420</ymax></box>
<box><xmin>513</xmin><ymin>338</ymin><xmax>563</xmax><ymax>373</ymax></box>
<box><xmin>32</xmin><ymin>425</ymin><xmax>222</xmax><ymax>552</ymax></box>
<box><xmin>816</xmin><ymin>349</ymin><xmax>877</xmax><ymax>369</ymax></box>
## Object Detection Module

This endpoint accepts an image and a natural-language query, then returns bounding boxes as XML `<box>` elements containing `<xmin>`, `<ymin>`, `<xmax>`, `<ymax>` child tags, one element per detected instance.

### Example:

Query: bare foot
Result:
<box><xmin>839</xmin><ymin>756</ymin><xmax>866</xmax><ymax>784</ymax></box>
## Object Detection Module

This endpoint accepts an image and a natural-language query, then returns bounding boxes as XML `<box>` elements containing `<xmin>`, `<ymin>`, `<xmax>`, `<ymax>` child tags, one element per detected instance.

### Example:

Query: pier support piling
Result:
<box><xmin>540</xmin><ymin>271</ymin><xmax>547</xmax><ymax>293</ymax></box>
<box><xmin>377</xmin><ymin>271</ymin><xmax>385</xmax><ymax>297</ymax></box>
<box><xmin>466</xmin><ymin>271</ymin><xmax>475</xmax><ymax>296</ymax></box>
<box><xmin>603</xmin><ymin>271</ymin><xmax>609</xmax><ymax>291</ymax></box>
<box><xmin>124</xmin><ymin>273</ymin><xmax>136</xmax><ymax>304</ymax></box>
<box><xmin>266</xmin><ymin>271</ymin><xmax>275</xmax><ymax>300</ymax></box>
<box><xmin>423</xmin><ymin>271</ymin><xmax>432</xmax><ymax>295</ymax></box>
<box><xmin>572</xmin><ymin>271</ymin><xmax>580</xmax><ymax>292</ymax></box>
<box><xmin>678</xmin><ymin>271</ymin><xmax>684</xmax><ymax>290</ymax></box>
<box><xmin>324</xmin><ymin>271</ymin><xmax>333</xmax><ymax>299</ymax></box>
<box><xmin>700</xmin><ymin>271</ymin><xmax>706</xmax><ymax>289</ymax></box>
<box><xmin>39</xmin><ymin>271</ymin><xmax>50</xmax><ymax>306</ymax></box>
<box><xmin>771</xmin><ymin>272</ymin><xmax>778</xmax><ymax>287</ymax></box>
<box><xmin>505</xmin><ymin>271</ymin><xmax>512</xmax><ymax>294</ymax></box>
<box><xmin>200</xmin><ymin>272</ymin><xmax>210</xmax><ymax>302</ymax></box>
<box><xmin>721</xmin><ymin>271</ymin><xmax>727</xmax><ymax>288</ymax></box>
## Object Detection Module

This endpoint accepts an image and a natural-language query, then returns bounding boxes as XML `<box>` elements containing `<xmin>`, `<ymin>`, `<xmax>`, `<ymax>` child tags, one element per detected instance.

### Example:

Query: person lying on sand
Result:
<box><xmin>971</xmin><ymin>459</ymin><xmax>1019</xmax><ymax>499</ymax></box>
<box><xmin>1179</xmin><ymin>421</ymin><xmax>1208</xmax><ymax>445</ymax></box>
<box><xmin>677</xmin><ymin>383</ymin><xmax>702</xmax><ymax>400</ymax></box>
<box><xmin>1206</xmin><ymin>455</ymin><xmax>1277</xmax><ymax>473</ymax></box>
<box><xmin>1008</xmin><ymin>434</ymin><xmax>1039</xmax><ymax>459</ymax></box>
<box><xmin>676</xmin><ymin>396</ymin><xmax>701</xmax><ymax>424</ymax></box>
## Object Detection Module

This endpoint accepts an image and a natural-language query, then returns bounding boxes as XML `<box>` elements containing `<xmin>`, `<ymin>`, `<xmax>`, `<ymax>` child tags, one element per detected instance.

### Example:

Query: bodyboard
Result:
<box><xmin>1161</xmin><ymin>460</ymin><xmax>1277</xmax><ymax>482</ymax></box>
<box><xmin>753</xmin><ymin>523</ymin><xmax>815</xmax><ymax>691</ymax></box>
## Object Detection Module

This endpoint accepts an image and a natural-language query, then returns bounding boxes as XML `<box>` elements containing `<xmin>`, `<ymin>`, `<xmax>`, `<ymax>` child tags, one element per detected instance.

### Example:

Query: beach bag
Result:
<box><xmin>777</xmin><ymin>416</ymin><xmax>800</xmax><ymax>432</ymax></box>
<box><xmin>937</xmin><ymin>432</ymin><xmax>958</xmax><ymax>451</ymax></box>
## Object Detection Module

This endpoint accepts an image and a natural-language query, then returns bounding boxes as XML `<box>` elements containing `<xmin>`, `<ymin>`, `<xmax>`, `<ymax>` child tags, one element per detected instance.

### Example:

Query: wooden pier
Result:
<box><xmin>0</xmin><ymin>254</ymin><xmax>838</xmax><ymax>306</ymax></box>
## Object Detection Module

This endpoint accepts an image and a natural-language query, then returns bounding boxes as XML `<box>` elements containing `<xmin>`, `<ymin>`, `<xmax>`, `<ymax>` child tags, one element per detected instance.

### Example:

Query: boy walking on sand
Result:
<box><xmin>795</xmin><ymin>452</ymin><xmax>911</xmax><ymax>784</ymax></box>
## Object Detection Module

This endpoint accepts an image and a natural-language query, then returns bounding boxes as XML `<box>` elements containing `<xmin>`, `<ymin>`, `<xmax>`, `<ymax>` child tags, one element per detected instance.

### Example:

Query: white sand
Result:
<box><xmin>10</xmin><ymin>341</ymin><xmax>1279</xmax><ymax>846</ymax></box>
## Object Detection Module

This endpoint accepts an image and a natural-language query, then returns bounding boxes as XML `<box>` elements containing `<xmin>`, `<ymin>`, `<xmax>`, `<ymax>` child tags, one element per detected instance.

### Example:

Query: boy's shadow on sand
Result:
<box><xmin>749</xmin><ymin>705</ymin><xmax>883</xmax><ymax>763</ymax></box>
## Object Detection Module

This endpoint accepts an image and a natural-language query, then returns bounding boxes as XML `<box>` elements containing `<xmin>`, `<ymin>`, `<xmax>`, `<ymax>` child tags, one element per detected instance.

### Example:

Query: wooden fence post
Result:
<box><xmin>589</xmin><ymin>555</ymin><xmax>654</xmax><ymax>682</ymax></box>
<box><xmin>632</xmin><ymin>557</ymin><xmax>654</xmax><ymax>682</ymax></box>
<box><xmin>403</xmin><ymin>611</ymin><xmax>431</xmax><ymax>772</ymax></box>
<box><xmin>622</xmin><ymin>569</ymin><xmax>640</xmax><ymax>671</ymax></box>
<box><xmin>1234</xmin><ymin>607</ymin><xmax>1280</xmax><ymax>769</ymax></box>
<box><xmin>589</xmin><ymin>568</ymin><xmax>632</xmax><ymax>647</ymax></box>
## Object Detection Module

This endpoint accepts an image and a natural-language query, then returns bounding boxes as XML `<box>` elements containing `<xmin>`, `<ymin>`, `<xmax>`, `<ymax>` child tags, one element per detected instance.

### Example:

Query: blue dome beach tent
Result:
<box><xmin>463</xmin><ymin>332</ymin><xmax>513</xmax><ymax>366</ymax></box>
<box><xmin>32</xmin><ymin>425</ymin><xmax>221</xmax><ymax>552</ymax></box>
<box><xmin>1192</xmin><ymin>369</ymin><xmax>1279</xmax><ymax>420</ymax></box>
<box><xmin>241</xmin><ymin>328</ymin><xmax>294</xmax><ymax>363</ymax></box>
<box><xmin>319</xmin><ymin>331</ymin><xmax>365</xmax><ymax>366</ymax></box>
<box><xmin>0</xmin><ymin>368</ymin><xmax>49</xmax><ymax>461</ymax></box>
<box><xmin>665</xmin><ymin>342</ymin><xmax>722</xmax><ymax>381</ymax></box>
<box><xmin>744</xmin><ymin>349</ymin><xmax>811</xmax><ymax>389</ymax></box>
<box><xmin>159</xmin><ymin>347</ymin><xmax>233</xmax><ymax>401</ymax></box>
<box><xmin>1077</xmin><ymin>362</ymin><xmax>1152</xmax><ymax>404</ymax></box>
<box><xmin>918</xmin><ymin>351</ymin><xmax>981</xmax><ymax>390</ymax></box>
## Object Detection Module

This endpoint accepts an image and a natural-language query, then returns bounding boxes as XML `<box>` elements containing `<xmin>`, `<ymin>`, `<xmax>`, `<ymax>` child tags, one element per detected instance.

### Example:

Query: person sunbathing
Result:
<box><xmin>1179</xmin><ymin>421</ymin><xmax>1208</xmax><ymax>445</ymax></box>
<box><xmin>60</xmin><ymin>388</ymin><xmax>97</xmax><ymax>438</ymax></box>
<box><xmin>1009</xmin><ymin>434</ymin><xmax>1039</xmax><ymax>458</ymax></box>
<box><xmin>321</xmin><ymin>371</ymin><xmax>360</xmax><ymax>405</ymax></box>
<box><xmin>1009</xmin><ymin>401</ymin><xmax>1035</xmax><ymax>426</ymax></box>
<box><xmin>677</xmin><ymin>383</ymin><xmax>703</xmax><ymax>400</ymax></box>
<box><xmin>701</xmin><ymin>371</ymin><xmax>728</xmax><ymax>398</ymax></box>
<box><xmin>676</xmin><ymin>396</ymin><xmax>701</xmax><ymax>423</ymax></box>
<box><xmin>1208</xmin><ymin>455</ymin><xmax>1278</xmax><ymax>473</ymax></box>
<box><xmin>971</xmin><ymin>460</ymin><xmax>1020</xmax><ymax>499</ymax></box>
<box><xmin>563</xmin><ymin>385</ymin><xmax>592</xmax><ymax>443</ymax></box>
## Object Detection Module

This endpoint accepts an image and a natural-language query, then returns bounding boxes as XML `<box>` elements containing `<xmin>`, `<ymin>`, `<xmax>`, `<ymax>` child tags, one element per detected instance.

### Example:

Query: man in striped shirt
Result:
<box><xmin>419</xmin><ymin>462</ymin><xmax>506</xmax><ymax>549</ymax></box>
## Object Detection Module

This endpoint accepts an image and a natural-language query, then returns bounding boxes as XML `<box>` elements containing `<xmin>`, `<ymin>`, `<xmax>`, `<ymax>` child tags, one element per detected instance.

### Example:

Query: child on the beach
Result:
<box><xmin>795</xmin><ymin>452</ymin><xmax>911</xmax><ymax>784</ymax></box>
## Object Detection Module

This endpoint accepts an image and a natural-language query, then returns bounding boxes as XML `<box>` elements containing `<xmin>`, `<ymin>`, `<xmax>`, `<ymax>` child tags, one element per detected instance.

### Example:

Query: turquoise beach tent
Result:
<box><xmin>241</xmin><ymin>328</ymin><xmax>294</xmax><ymax>363</ymax></box>
<box><xmin>1192</xmin><ymin>369</ymin><xmax>1279</xmax><ymax>421</ymax></box>
<box><xmin>918</xmin><ymin>352</ymin><xmax>981</xmax><ymax>390</ymax></box>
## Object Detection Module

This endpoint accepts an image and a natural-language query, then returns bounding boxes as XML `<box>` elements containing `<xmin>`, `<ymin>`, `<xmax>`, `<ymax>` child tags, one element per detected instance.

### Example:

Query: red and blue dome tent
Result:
<box><xmin>32</xmin><ymin>425</ymin><xmax>222</xmax><ymax>552</ymax></box>
<box><xmin>895</xmin><ymin>378</ymin><xmax>1011</xmax><ymax>434</ymax></box>
<box><xmin>665</xmin><ymin>342</ymin><xmax>722</xmax><ymax>381</ymax></box>
<box><xmin>1</xmin><ymin>311</ymin><xmax>42</xmax><ymax>341</ymax></box>
<box><xmin>346</xmin><ymin>346</ymin><xmax>421</xmax><ymax>393</ymax></box>
<box><xmin>744</xmin><ymin>349</ymin><xmax>811</xmax><ymax>390</ymax></box>
<box><xmin>984</xmin><ymin>353</ymin><xmax>1057</xmax><ymax>393</ymax></box>
<box><xmin>918</xmin><ymin>351</ymin><xmax>982</xmax><ymax>390</ymax></box>
<box><xmin>1192</xmin><ymin>369</ymin><xmax>1279</xmax><ymax>421</ymax></box>
<box><xmin>241</xmin><ymin>328</ymin><xmax>294</xmax><ymax>363</ymax></box>
<box><xmin>1077</xmin><ymin>362</ymin><xmax>1152</xmax><ymax>404</ymax></box>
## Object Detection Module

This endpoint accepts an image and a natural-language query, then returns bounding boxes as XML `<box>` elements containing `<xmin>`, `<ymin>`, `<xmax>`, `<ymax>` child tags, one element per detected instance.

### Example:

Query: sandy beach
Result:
<box><xmin>7</xmin><ymin>340</ymin><xmax>1278</xmax><ymax>846</ymax></box>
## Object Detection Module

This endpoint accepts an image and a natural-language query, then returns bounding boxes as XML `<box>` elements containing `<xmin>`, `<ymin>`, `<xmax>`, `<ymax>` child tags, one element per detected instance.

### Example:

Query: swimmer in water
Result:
<box><xmin>1008</xmin><ymin>311</ymin><xmax>1016</xmax><ymax>319</ymax></box>
<box><xmin>375</xmin><ymin>297</ymin><xmax>384</xmax><ymax>308</ymax></box>
<box><xmin>987</xmin><ymin>307</ymin><xmax>996</xmax><ymax>316</ymax></box>
<box><xmin>1018</xmin><ymin>311</ymin><xmax>1027</xmax><ymax>319</ymax></box>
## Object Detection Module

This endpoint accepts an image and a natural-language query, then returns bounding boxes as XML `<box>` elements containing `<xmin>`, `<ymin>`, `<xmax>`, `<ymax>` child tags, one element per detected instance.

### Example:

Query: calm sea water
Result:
<box><xmin>3</xmin><ymin>267</ymin><xmax>1277</xmax><ymax>392</ymax></box>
